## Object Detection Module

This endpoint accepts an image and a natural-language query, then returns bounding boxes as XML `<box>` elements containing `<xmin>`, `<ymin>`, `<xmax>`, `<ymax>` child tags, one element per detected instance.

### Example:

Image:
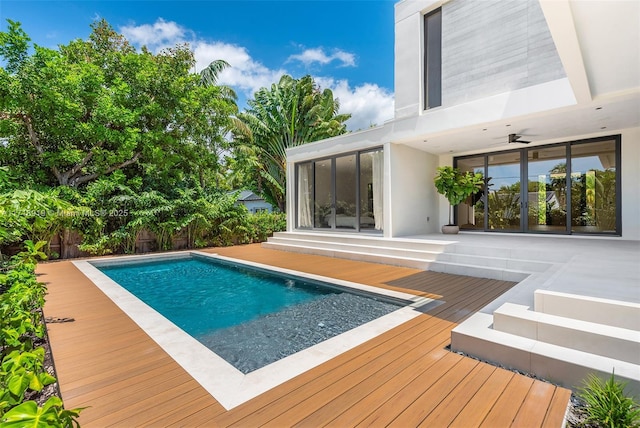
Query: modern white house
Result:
<box><xmin>283</xmin><ymin>0</ymin><xmax>639</xmax><ymax>240</ymax></box>
<box><xmin>267</xmin><ymin>0</ymin><xmax>640</xmax><ymax>395</ymax></box>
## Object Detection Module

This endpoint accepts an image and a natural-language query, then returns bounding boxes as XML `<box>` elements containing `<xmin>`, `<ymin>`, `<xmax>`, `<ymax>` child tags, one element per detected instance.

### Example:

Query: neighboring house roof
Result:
<box><xmin>230</xmin><ymin>190</ymin><xmax>266</xmax><ymax>202</ymax></box>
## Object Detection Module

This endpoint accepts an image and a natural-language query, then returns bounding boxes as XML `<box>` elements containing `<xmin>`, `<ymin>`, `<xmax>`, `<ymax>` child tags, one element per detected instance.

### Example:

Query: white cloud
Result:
<box><xmin>192</xmin><ymin>41</ymin><xmax>285</xmax><ymax>96</ymax></box>
<box><xmin>288</xmin><ymin>47</ymin><xmax>356</xmax><ymax>68</ymax></box>
<box><xmin>121</xmin><ymin>19</ymin><xmax>188</xmax><ymax>49</ymax></box>
<box><xmin>118</xmin><ymin>19</ymin><xmax>394</xmax><ymax>128</ymax></box>
<box><xmin>317</xmin><ymin>78</ymin><xmax>394</xmax><ymax>131</ymax></box>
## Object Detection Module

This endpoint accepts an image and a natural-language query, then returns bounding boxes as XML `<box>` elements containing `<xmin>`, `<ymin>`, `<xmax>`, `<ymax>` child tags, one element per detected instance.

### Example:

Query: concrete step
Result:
<box><xmin>266</xmin><ymin>236</ymin><xmax>440</xmax><ymax>261</ymax></box>
<box><xmin>534</xmin><ymin>290</ymin><xmax>640</xmax><ymax>330</ymax></box>
<box><xmin>262</xmin><ymin>241</ymin><xmax>433</xmax><ymax>270</ymax></box>
<box><xmin>446</xmin><ymin>244</ymin><xmax>572</xmax><ymax>264</ymax></box>
<box><xmin>270</xmin><ymin>232</ymin><xmax>452</xmax><ymax>253</ymax></box>
<box><xmin>428</xmin><ymin>261</ymin><xmax>530</xmax><ymax>282</ymax></box>
<box><xmin>451</xmin><ymin>312</ymin><xmax>640</xmax><ymax>397</ymax></box>
<box><xmin>434</xmin><ymin>252</ymin><xmax>552</xmax><ymax>273</ymax></box>
<box><xmin>494</xmin><ymin>303</ymin><xmax>640</xmax><ymax>364</ymax></box>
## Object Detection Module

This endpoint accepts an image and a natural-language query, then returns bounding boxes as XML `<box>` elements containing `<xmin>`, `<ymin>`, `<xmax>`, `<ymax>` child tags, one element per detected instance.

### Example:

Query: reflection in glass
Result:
<box><xmin>570</xmin><ymin>140</ymin><xmax>616</xmax><ymax>233</ymax></box>
<box><xmin>297</xmin><ymin>163</ymin><xmax>313</xmax><ymax>228</ymax></box>
<box><xmin>359</xmin><ymin>150</ymin><xmax>384</xmax><ymax>230</ymax></box>
<box><xmin>313</xmin><ymin>159</ymin><xmax>332</xmax><ymax>228</ymax></box>
<box><xmin>527</xmin><ymin>147</ymin><xmax>567</xmax><ymax>232</ymax></box>
<box><xmin>487</xmin><ymin>152</ymin><xmax>521</xmax><ymax>231</ymax></box>
<box><xmin>335</xmin><ymin>155</ymin><xmax>357</xmax><ymax>229</ymax></box>
<box><xmin>457</xmin><ymin>156</ymin><xmax>485</xmax><ymax>230</ymax></box>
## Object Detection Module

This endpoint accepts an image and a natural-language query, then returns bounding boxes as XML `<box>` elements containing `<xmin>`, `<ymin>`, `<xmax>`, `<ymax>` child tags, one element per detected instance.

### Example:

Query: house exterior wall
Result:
<box><xmin>241</xmin><ymin>200</ymin><xmax>273</xmax><ymax>214</ymax></box>
<box><xmin>394</xmin><ymin>0</ymin><xmax>565</xmax><ymax>118</ymax></box>
<box><xmin>388</xmin><ymin>144</ymin><xmax>439</xmax><ymax>236</ymax></box>
<box><xmin>441</xmin><ymin>0</ymin><xmax>565</xmax><ymax>106</ymax></box>
<box><xmin>286</xmin><ymin>0</ymin><xmax>639</xmax><ymax>241</ymax></box>
<box><xmin>620</xmin><ymin>128</ymin><xmax>640</xmax><ymax>240</ymax></box>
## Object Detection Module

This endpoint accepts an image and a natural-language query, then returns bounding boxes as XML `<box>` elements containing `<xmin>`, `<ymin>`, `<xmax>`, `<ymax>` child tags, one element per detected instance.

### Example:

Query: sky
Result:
<box><xmin>0</xmin><ymin>0</ymin><xmax>397</xmax><ymax>131</ymax></box>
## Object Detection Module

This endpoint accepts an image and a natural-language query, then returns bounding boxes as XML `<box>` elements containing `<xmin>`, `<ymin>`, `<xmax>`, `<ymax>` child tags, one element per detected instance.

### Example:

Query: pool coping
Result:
<box><xmin>73</xmin><ymin>250</ymin><xmax>434</xmax><ymax>410</ymax></box>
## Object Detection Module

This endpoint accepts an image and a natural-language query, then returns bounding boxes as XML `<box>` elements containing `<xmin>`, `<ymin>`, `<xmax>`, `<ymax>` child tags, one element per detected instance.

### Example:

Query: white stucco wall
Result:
<box><xmin>387</xmin><ymin>143</ymin><xmax>439</xmax><ymax>236</ymax></box>
<box><xmin>620</xmin><ymin>127</ymin><xmax>640</xmax><ymax>240</ymax></box>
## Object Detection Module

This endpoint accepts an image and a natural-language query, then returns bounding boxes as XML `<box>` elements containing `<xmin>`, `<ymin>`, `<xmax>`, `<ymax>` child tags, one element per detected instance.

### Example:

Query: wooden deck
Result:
<box><xmin>38</xmin><ymin>244</ymin><xmax>571</xmax><ymax>427</ymax></box>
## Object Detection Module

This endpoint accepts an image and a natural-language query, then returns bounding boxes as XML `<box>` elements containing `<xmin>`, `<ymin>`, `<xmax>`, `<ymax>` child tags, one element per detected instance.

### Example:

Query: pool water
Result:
<box><xmin>98</xmin><ymin>256</ymin><xmax>338</xmax><ymax>336</ymax></box>
<box><xmin>97</xmin><ymin>255</ymin><xmax>404</xmax><ymax>373</ymax></box>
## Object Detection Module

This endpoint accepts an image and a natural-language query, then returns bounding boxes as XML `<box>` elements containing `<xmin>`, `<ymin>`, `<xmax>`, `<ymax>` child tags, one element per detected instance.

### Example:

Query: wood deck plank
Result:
<box><xmin>36</xmin><ymin>244</ymin><xmax>572</xmax><ymax>427</ymax></box>
<box><xmin>388</xmin><ymin>356</ymin><xmax>480</xmax><ymax>426</ymax></box>
<box><xmin>543</xmin><ymin>387</ymin><xmax>573</xmax><ymax>427</ymax></box>
<box><xmin>448</xmin><ymin>366</ymin><xmax>515</xmax><ymax>427</ymax></box>
<box><xmin>418</xmin><ymin>363</ymin><xmax>497</xmax><ymax>427</ymax></box>
<box><xmin>479</xmin><ymin>374</ymin><xmax>536</xmax><ymax>427</ymax></box>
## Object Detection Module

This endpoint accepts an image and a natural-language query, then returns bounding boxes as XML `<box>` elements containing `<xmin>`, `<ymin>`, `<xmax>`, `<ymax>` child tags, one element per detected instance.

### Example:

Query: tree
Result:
<box><xmin>234</xmin><ymin>75</ymin><xmax>350</xmax><ymax>212</ymax></box>
<box><xmin>0</xmin><ymin>20</ymin><xmax>236</xmax><ymax>189</ymax></box>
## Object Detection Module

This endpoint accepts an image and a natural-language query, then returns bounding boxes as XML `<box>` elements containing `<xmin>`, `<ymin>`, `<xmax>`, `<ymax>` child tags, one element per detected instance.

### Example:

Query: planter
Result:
<box><xmin>441</xmin><ymin>225</ymin><xmax>460</xmax><ymax>234</ymax></box>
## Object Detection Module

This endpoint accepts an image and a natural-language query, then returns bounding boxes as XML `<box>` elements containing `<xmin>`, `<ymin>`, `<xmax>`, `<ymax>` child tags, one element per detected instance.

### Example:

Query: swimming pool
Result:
<box><xmin>97</xmin><ymin>255</ymin><xmax>404</xmax><ymax>373</ymax></box>
<box><xmin>74</xmin><ymin>251</ymin><xmax>433</xmax><ymax>409</ymax></box>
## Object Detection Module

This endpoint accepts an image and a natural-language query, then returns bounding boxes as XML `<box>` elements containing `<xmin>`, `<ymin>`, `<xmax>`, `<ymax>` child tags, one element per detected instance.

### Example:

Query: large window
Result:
<box><xmin>296</xmin><ymin>148</ymin><xmax>383</xmax><ymax>232</ymax></box>
<box><xmin>455</xmin><ymin>136</ymin><xmax>620</xmax><ymax>235</ymax></box>
<box><xmin>424</xmin><ymin>8</ymin><xmax>442</xmax><ymax>110</ymax></box>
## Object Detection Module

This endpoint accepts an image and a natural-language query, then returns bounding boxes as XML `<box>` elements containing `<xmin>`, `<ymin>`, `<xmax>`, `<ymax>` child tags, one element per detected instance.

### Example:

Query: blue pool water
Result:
<box><xmin>98</xmin><ymin>256</ymin><xmax>337</xmax><ymax>336</ymax></box>
<box><xmin>96</xmin><ymin>255</ymin><xmax>405</xmax><ymax>373</ymax></box>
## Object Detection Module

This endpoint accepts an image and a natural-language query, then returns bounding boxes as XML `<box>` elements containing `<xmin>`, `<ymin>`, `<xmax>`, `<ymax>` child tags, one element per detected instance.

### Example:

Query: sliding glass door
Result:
<box><xmin>526</xmin><ymin>146</ymin><xmax>568</xmax><ymax>233</ymax></box>
<box><xmin>455</xmin><ymin>136</ymin><xmax>620</xmax><ymax>235</ymax></box>
<box><xmin>487</xmin><ymin>151</ymin><xmax>522</xmax><ymax>231</ymax></box>
<box><xmin>296</xmin><ymin>148</ymin><xmax>383</xmax><ymax>232</ymax></box>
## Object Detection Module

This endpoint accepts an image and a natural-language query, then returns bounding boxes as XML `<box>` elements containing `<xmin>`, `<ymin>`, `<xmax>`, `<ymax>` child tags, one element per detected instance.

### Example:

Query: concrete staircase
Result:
<box><xmin>451</xmin><ymin>290</ymin><xmax>640</xmax><ymax>395</ymax></box>
<box><xmin>263</xmin><ymin>232</ymin><xmax>567</xmax><ymax>281</ymax></box>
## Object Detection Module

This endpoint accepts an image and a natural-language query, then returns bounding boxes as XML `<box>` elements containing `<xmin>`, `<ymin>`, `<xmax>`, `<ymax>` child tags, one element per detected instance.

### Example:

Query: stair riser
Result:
<box><xmin>429</xmin><ymin>262</ymin><xmax>529</xmax><ymax>282</ymax></box>
<box><xmin>267</xmin><ymin>238</ymin><xmax>437</xmax><ymax>260</ymax></box>
<box><xmin>494</xmin><ymin>312</ymin><xmax>640</xmax><ymax>365</ymax></box>
<box><xmin>271</xmin><ymin>232</ymin><xmax>449</xmax><ymax>252</ymax></box>
<box><xmin>262</xmin><ymin>242</ymin><xmax>432</xmax><ymax>270</ymax></box>
<box><xmin>435</xmin><ymin>253</ymin><xmax>551</xmax><ymax>272</ymax></box>
<box><xmin>449</xmin><ymin>244</ymin><xmax>571</xmax><ymax>264</ymax></box>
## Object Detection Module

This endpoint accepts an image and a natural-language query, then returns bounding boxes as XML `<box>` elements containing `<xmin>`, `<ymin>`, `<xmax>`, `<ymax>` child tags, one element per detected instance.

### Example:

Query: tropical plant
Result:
<box><xmin>578</xmin><ymin>371</ymin><xmax>640</xmax><ymax>428</ymax></box>
<box><xmin>434</xmin><ymin>166</ymin><xmax>484</xmax><ymax>225</ymax></box>
<box><xmin>234</xmin><ymin>75</ymin><xmax>350</xmax><ymax>212</ymax></box>
<box><xmin>0</xmin><ymin>243</ymin><xmax>84</xmax><ymax>426</ymax></box>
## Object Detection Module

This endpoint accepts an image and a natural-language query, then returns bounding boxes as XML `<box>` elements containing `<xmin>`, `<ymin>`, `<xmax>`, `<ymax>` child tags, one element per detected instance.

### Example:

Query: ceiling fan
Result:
<box><xmin>508</xmin><ymin>133</ymin><xmax>531</xmax><ymax>144</ymax></box>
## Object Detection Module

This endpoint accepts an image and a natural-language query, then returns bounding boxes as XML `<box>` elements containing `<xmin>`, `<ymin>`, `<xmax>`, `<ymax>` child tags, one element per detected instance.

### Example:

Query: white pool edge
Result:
<box><xmin>72</xmin><ymin>251</ymin><xmax>431</xmax><ymax>410</ymax></box>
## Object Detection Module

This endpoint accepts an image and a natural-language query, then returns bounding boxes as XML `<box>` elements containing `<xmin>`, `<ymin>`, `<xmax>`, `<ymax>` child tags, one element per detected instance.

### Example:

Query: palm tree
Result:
<box><xmin>234</xmin><ymin>75</ymin><xmax>350</xmax><ymax>212</ymax></box>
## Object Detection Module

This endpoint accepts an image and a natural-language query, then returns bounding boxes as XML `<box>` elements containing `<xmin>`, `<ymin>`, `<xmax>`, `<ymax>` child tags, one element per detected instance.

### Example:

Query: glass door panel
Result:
<box><xmin>487</xmin><ymin>152</ymin><xmax>522</xmax><ymax>231</ymax></box>
<box><xmin>335</xmin><ymin>155</ymin><xmax>357</xmax><ymax>230</ymax></box>
<box><xmin>526</xmin><ymin>146</ymin><xmax>568</xmax><ymax>233</ymax></box>
<box><xmin>359</xmin><ymin>150</ymin><xmax>383</xmax><ymax>231</ymax></box>
<box><xmin>313</xmin><ymin>159</ymin><xmax>332</xmax><ymax>228</ymax></box>
<box><xmin>296</xmin><ymin>162</ymin><xmax>313</xmax><ymax>228</ymax></box>
<box><xmin>570</xmin><ymin>140</ymin><xmax>617</xmax><ymax>233</ymax></box>
<box><xmin>457</xmin><ymin>156</ymin><xmax>485</xmax><ymax>230</ymax></box>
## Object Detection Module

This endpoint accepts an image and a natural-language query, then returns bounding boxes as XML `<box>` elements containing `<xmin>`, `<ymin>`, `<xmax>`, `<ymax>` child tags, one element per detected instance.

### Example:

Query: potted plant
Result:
<box><xmin>434</xmin><ymin>166</ymin><xmax>484</xmax><ymax>234</ymax></box>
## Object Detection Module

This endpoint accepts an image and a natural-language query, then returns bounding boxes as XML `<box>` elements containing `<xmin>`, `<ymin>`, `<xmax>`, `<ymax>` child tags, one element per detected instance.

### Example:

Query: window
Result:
<box><xmin>455</xmin><ymin>136</ymin><xmax>620</xmax><ymax>235</ymax></box>
<box><xmin>424</xmin><ymin>8</ymin><xmax>442</xmax><ymax>109</ymax></box>
<box><xmin>295</xmin><ymin>148</ymin><xmax>384</xmax><ymax>232</ymax></box>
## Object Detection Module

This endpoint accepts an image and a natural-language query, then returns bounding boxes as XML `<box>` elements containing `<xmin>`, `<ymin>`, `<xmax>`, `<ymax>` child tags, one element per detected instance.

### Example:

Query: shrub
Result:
<box><xmin>579</xmin><ymin>372</ymin><xmax>640</xmax><ymax>428</ymax></box>
<box><xmin>0</xmin><ymin>245</ymin><xmax>84</xmax><ymax>426</ymax></box>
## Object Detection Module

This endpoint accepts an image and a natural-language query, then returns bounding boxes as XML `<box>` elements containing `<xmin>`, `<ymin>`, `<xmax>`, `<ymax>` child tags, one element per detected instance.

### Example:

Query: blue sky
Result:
<box><xmin>0</xmin><ymin>0</ymin><xmax>397</xmax><ymax>130</ymax></box>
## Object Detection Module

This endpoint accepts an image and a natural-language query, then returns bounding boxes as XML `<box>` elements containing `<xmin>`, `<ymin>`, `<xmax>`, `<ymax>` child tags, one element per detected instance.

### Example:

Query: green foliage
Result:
<box><xmin>234</xmin><ymin>75</ymin><xmax>350</xmax><ymax>212</ymax></box>
<box><xmin>0</xmin><ymin>188</ymin><xmax>74</xmax><ymax>251</ymax></box>
<box><xmin>578</xmin><ymin>372</ymin><xmax>640</xmax><ymax>428</ymax></box>
<box><xmin>0</xmin><ymin>244</ymin><xmax>83</xmax><ymax>426</ymax></box>
<box><xmin>0</xmin><ymin>20</ymin><xmax>236</xmax><ymax>189</ymax></box>
<box><xmin>0</xmin><ymin>396</ymin><xmax>83</xmax><ymax>428</ymax></box>
<box><xmin>434</xmin><ymin>166</ymin><xmax>484</xmax><ymax>225</ymax></box>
